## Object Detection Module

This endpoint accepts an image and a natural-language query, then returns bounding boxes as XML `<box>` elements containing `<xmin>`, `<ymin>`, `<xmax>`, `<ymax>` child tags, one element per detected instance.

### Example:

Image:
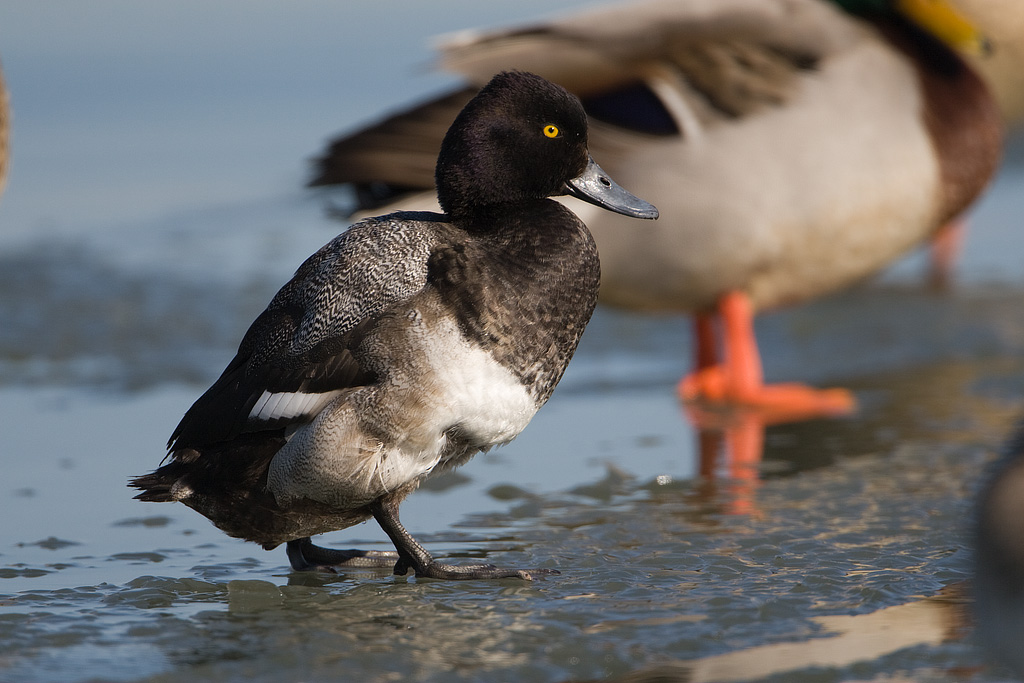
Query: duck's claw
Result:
<box><xmin>396</xmin><ymin>560</ymin><xmax>559</xmax><ymax>581</ymax></box>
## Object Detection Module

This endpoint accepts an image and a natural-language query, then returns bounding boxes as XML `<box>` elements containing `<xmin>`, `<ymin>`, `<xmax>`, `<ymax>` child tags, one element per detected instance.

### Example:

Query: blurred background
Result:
<box><xmin>1</xmin><ymin>2</ymin><xmax>1023</xmax><ymax>682</ymax></box>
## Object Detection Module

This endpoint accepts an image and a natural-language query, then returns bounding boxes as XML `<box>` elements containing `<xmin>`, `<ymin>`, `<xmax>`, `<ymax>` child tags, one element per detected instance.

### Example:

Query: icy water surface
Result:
<box><xmin>2</xmin><ymin>2</ymin><xmax>1024</xmax><ymax>682</ymax></box>
<box><xmin>3</xmin><ymin>343</ymin><xmax>1024</xmax><ymax>683</ymax></box>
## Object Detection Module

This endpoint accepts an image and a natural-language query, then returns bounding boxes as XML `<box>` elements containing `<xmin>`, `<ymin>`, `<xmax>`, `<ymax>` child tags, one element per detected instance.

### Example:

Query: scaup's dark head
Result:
<box><xmin>435</xmin><ymin>71</ymin><xmax>658</xmax><ymax>222</ymax></box>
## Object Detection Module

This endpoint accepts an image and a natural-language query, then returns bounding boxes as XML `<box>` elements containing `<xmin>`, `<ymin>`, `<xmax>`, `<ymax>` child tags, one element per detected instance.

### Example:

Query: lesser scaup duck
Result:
<box><xmin>309</xmin><ymin>0</ymin><xmax>1001</xmax><ymax>421</ymax></box>
<box><xmin>130</xmin><ymin>71</ymin><xmax>657</xmax><ymax>580</ymax></box>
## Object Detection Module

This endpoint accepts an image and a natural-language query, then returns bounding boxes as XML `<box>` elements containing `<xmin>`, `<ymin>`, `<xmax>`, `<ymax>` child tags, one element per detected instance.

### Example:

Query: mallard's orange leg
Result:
<box><xmin>929</xmin><ymin>217</ymin><xmax>966</xmax><ymax>290</ymax></box>
<box><xmin>693</xmin><ymin>312</ymin><xmax>718</xmax><ymax>371</ymax></box>
<box><xmin>679</xmin><ymin>291</ymin><xmax>855</xmax><ymax>420</ymax></box>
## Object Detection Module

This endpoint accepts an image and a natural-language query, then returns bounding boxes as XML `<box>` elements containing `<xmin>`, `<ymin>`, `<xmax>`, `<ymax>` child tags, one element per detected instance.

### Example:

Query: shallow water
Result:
<box><xmin>3</xmin><ymin>347</ymin><xmax>1023</xmax><ymax>683</ymax></box>
<box><xmin>2</xmin><ymin>3</ymin><xmax>1024</xmax><ymax>682</ymax></box>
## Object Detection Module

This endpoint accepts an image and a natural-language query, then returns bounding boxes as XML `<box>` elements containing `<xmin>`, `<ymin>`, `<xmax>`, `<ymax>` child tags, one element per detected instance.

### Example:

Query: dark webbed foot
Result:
<box><xmin>372</xmin><ymin>498</ymin><xmax>558</xmax><ymax>581</ymax></box>
<box><xmin>394</xmin><ymin>558</ymin><xmax>559</xmax><ymax>581</ymax></box>
<box><xmin>286</xmin><ymin>537</ymin><xmax>399</xmax><ymax>572</ymax></box>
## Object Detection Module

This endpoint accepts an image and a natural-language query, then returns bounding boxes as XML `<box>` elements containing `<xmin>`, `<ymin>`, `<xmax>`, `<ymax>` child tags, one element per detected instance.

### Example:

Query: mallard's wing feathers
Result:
<box><xmin>309</xmin><ymin>87</ymin><xmax>475</xmax><ymax>191</ymax></box>
<box><xmin>438</xmin><ymin>0</ymin><xmax>859</xmax><ymax>96</ymax></box>
<box><xmin>310</xmin><ymin>0</ymin><xmax>871</xmax><ymax>211</ymax></box>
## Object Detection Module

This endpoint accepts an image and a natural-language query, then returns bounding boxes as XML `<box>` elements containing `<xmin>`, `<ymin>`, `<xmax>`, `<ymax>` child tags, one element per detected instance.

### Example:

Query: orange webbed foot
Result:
<box><xmin>679</xmin><ymin>291</ymin><xmax>856</xmax><ymax>423</ymax></box>
<box><xmin>679</xmin><ymin>369</ymin><xmax>855</xmax><ymax>423</ymax></box>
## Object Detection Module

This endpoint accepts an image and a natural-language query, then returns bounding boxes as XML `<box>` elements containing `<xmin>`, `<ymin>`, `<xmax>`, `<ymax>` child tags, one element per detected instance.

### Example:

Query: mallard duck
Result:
<box><xmin>131</xmin><ymin>71</ymin><xmax>657</xmax><ymax>579</ymax></box>
<box><xmin>310</xmin><ymin>0</ymin><xmax>1002</xmax><ymax>419</ymax></box>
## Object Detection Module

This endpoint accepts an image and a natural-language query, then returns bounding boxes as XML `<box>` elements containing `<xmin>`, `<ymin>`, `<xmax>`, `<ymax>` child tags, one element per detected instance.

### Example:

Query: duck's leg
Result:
<box><xmin>693</xmin><ymin>311</ymin><xmax>718</xmax><ymax>371</ymax></box>
<box><xmin>929</xmin><ymin>217</ymin><xmax>966</xmax><ymax>290</ymax></box>
<box><xmin>679</xmin><ymin>291</ymin><xmax>855</xmax><ymax>420</ymax></box>
<box><xmin>370</xmin><ymin>495</ymin><xmax>557</xmax><ymax>581</ymax></box>
<box><xmin>682</xmin><ymin>310</ymin><xmax>726</xmax><ymax>405</ymax></box>
<box><xmin>286</xmin><ymin>537</ymin><xmax>399</xmax><ymax>572</ymax></box>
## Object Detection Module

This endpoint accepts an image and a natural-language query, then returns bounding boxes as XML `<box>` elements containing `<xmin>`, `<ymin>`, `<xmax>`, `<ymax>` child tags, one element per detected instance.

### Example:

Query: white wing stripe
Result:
<box><xmin>293</xmin><ymin>392</ymin><xmax>317</xmax><ymax>417</ymax></box>
<box><xmin>249</xmin><ymin>390</ymin><xmax>343</xmax><ymax>422</ymax></box>
<box><xmin>250</xmin><ymin>391</ymin><xmax>273</xmax><ymax>418</ymax></box>
<box><xmin>261</xmin><ymin>392</ymin><xmax>288</xmax><ymax>420</ymax></box>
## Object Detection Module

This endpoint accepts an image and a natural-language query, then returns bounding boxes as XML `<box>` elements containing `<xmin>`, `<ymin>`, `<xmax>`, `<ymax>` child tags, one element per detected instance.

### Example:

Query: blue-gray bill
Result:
<box><xmin>564</xmin><ymin>156</ymin><xmax>659</xmax><ymax>220</ymax></box>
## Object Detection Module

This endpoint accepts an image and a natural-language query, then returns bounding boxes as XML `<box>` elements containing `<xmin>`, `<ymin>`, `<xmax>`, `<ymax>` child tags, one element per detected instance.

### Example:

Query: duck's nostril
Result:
<box><xmin>599</xmin><ymin>176</ymin><xmax>611</xmax><ymax>187</ymax></box>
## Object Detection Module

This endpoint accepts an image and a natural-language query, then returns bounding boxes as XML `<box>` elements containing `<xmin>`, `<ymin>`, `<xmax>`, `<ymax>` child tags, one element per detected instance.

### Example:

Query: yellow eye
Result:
<box><xmin>543</xmin><ymin>124</ymin><xmax>560</xmax><ymax>138</ymax></box>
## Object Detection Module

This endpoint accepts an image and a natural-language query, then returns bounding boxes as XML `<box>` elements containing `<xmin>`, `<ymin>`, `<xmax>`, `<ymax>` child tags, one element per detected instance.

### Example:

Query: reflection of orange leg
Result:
<box><xmin>691</xmin><ymin>413</ymin><xmax>763</xmax><ymax>517</ymax></box>
<box><xmin>722</xmin><ymin>413</ymin><xmax>763</xmax><ymax>517</ymax></box>
<box><xmin>726</xmin><ymin>413</ymin><xmax>763</xmax><ymax>480</ymax></box>
<box><xmin>697</xmin><ymin>428</ymin><xmax>724</xmax><ymax>479</ymax></box>
<box><xmin>679</xmin><ymin>291</ymin><xmax>855</xmax><ymax>421</ymax></box>
<box><xmin>929</xmin><ymin>217</ymin><xmax>966</xmax><ymax>290</ymax></box>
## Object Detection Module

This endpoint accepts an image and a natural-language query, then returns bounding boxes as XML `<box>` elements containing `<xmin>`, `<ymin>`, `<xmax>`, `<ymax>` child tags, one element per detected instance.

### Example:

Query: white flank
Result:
<box><xmin>266</xmin><ymin>313</ymin><xmax>541</xmax><ymax>509</ymax></box>
<box><xmin>417</xmin><ymin>315</ymin><xmax>538</xmax><ymax>450</ymax></box>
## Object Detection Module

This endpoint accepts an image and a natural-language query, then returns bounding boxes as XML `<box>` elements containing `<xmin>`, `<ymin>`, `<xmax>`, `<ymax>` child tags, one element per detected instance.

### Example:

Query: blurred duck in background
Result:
<box><xmin>0</xmin><ymin>60</ymin><xmax>9</xmax><ymax>198</ymax></box>
<box><xmin>309</xmin><ymin>0</ymin><xmax>1002</xmax><ymax>423</ymax></box>
<box><xmin>950</xmin><ymin>0</ymin><xmax>1024</xmax><ymax>128</ymax></box>
<box><xmin>974</xmin><ymin>421</ymin><xmax>1024</xmax><ymax>677</ymax></box>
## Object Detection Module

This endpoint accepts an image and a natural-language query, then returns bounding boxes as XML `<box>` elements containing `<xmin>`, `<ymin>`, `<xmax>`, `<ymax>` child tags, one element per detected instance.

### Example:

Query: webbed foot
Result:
<box><xmin>372</xmin><ymin>497</ymin><xmax>557</xmax><ymax>581</ymax></box>
<box><xmin>286</xmin><ymin>536</ymin><xmax>399</xmax><ymax>573</ymax></box>
<box><xmin>394</xmin><ymin>557</ymin><xmax>559</xmax><ymax>581</ymax></box>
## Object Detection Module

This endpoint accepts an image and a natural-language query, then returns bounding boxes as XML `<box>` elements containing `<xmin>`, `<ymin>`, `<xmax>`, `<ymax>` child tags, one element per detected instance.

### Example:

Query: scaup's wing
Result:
<box><xmin>168</xmin><ymin>214</ymin><xmax>442</xmax><ymax>452</ymax></box>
